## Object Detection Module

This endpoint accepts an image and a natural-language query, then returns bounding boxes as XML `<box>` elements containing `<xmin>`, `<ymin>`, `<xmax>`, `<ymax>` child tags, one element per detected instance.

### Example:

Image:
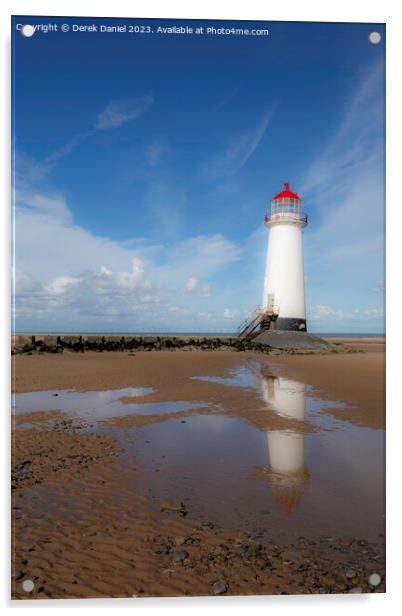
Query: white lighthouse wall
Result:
<box><xmin>260</xmin><ymin>376</ymin><xmax>306</xmax><ymax>421</ymax></box>
<box><xmin>260</xmin><ymin>375</ymin><xmax>306</xmax><ymax>474</ymax></box>
<box><xmin>263</xmin><ymin>223</ymin><xmax>306</xmax><ymax>320</ymax></box>
<box><xmin>267</xmin><ymin>432</ymin><xmax>305</xmax><ymax>474</ymax></box>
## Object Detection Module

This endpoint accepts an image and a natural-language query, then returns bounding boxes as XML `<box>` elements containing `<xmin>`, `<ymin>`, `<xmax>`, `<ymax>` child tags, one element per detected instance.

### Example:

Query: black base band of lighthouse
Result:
<box><xmin>270</xmin><ymin>317</ymin><xmax>307</xmax><ymax>332</ymax></box>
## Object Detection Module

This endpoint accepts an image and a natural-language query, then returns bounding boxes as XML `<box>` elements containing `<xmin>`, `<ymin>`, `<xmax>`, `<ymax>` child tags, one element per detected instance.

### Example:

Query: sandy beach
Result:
<box><xmin>11</xmin><ymin>340</ymin><xmax>385</xmax><ymax>599</ymax></box>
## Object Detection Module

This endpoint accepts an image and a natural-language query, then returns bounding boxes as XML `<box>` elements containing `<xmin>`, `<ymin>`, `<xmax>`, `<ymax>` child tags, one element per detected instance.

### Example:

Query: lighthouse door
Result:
<box><xmin>267</xmin><ymin>294</ymin><xmax>275</xmax><ymax>312</ymax></box>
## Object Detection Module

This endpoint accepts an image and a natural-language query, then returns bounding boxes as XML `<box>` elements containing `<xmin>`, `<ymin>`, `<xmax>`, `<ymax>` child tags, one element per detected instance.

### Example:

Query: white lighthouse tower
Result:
<box><xmin>262</xmin><ymin>182</ymin><xmax>308</xmax><ymax>331</ymax></box>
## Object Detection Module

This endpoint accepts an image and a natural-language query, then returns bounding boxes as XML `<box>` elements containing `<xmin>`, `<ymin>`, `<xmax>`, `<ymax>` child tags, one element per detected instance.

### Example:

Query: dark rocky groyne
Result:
<box><xmin>11</xmin><ymin>333</ymin><xmax>360</xmax><ymax>356</ymax></box>
<box><xmin>11</xmin><ymin>334</ymin><xmax>272</xmax><ymax>355</ymax></box>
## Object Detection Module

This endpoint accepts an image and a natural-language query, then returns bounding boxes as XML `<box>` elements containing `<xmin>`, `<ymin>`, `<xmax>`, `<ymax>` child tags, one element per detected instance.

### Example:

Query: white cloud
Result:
<box><xmin>301</xmin><ymin>61</ymin><xmax>384</xmax><ymax>254</ymax></box>
<box><xmin>371</xmin><ymin>277</ymin><xmax>385</xmax><ymax>294</ymax></box>
<box><xmin>308</xmin><ymin>304</ymin><xmax>345</xmax><ymax>322</ymax></box>
<box><xmin>45</xmin><ymin>275</ymin><xmax>83</xmax><ymax>295</ymax></box>
<box><xmin>95</xmin><ymin>95</ymin><xmax>153</xmax><ymax>130</ymax></box>
<box><xmin>16</xmin><ymin>190</ymin><xmax>72</xmax><ymax>224</ymax></box>
<box><xmin>308</xmin><ymin>303</ymin><xmax>383</xmax><ymax>323</ymax></box>
<box><xmin>13</xmin><ymin>186</ymin><xmax>239</xmax><ymax>328</ymax></box>
<box><xmin>45</xmin><ymin>130</ymin><xmax>95</xmax><ymax>166</ymax></box>
<box><xmin>223</xmin><ymin>307</ymin><xmax>248</xmax><ymax>320</ymax></box>
<box><xmin>300</xmin><ymin>59</ymin><xmax>384</xmax><ymax>327</ymax></box>
<box><xmin>141</xmin><ymin>180</ymin><xmax>187</xmax><ymax>240</ymax></box>
<box><xmin>114</xmin><ymin>258</ymin><xmax>145</xmax><ymax>289</ymax></box>
<box><xmin>100</xmin><ymin>265</ymin><xmax>112</xmax><ymax>277</ymax></box>
<box><xmin>199</xmin><ymin>108</ymin><xmax>274</xmax><ymax>180</ymax></box>
<box><xmin>25</xmin><ymin>95</ymin><xmax>154</xmax><ymax>171</ymax></box>
<box><xmin>363</xmin><ymin>307</ymin><xmax>384</xmax><ymax>318</ymax></box>
<box><xmin>166</xmin><ymin>234</ymin><xmax>240</xmax><ymax>280</ymax></box>
<box><xmin>186</xmin><ymin>277</ymin><xmax>198</xmax><ymax>292</ymax></box>
<box><xmin>184</xmin><ymin>277</ymin><xmax>212</xmax><ymax>298</ymax></box>
<box><xmin>145</xmin><ymin>140</ymin><xmax>166</xmax><ymax>166</ymax></box>
<box><xmin>300</xmin><ymin>60</ymin><xmax>384</xmax><ymax>198</ymax></box>
<box><xmin>223</xmin><ymin>308</ymin><xmax>236</xmax><ymax>319</ymax></box>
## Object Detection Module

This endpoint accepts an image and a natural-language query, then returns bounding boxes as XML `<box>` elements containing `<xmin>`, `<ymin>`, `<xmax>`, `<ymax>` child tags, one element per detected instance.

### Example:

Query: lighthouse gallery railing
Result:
<box><xmin>264</xmin><ymin>211</ymin><xmax>308</xmax><ymax>226</ymax></box>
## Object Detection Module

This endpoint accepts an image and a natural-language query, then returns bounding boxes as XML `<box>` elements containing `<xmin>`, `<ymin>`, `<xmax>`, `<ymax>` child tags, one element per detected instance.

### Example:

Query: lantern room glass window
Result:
<box><xmin>271</xmin><ymin>198</ymin><xmax>303</xmax><ymax>214</ymax></box>
<box><xmin>265</xmin><ymin>197</ymin><xmax>308</xmax><ymax>226</ymax></box>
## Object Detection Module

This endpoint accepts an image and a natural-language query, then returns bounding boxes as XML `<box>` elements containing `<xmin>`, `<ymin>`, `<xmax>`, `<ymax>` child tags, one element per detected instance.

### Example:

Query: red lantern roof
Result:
<box><xmin>272</xmin><ymin>182</ymin><xmax>301</xmax><ymax>201</ymax></box>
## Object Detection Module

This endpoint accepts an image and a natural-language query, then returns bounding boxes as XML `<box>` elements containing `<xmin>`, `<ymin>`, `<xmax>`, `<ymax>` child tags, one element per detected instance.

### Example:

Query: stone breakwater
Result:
<box><xmin>12</xmin><ymin>334</ymin><xmax>272</xmax><ymax>355</ymax></box>
<box><xmin>11</xmin><ymin>334</ymin><xmax>362</xmax><ymax>356</ymax></box>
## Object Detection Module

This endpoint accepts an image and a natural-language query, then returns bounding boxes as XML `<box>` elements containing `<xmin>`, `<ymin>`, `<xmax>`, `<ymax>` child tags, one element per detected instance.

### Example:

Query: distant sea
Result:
<box><xmin>314</xmin><ymin>333</ymin><xmax>385</xmax><ymax>338</ymax></box>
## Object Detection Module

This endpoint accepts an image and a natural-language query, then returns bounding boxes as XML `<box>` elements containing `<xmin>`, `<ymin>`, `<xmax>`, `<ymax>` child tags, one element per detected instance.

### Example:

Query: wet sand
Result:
<box><xmin>270</xmin><ymin>339</ymin><xmax>385</xmax><ymax>429</ymax></box>
<box><xmin>11</xmin><ymin>342</ymin><xmax>385</xmax><ymax>599</ymax></box>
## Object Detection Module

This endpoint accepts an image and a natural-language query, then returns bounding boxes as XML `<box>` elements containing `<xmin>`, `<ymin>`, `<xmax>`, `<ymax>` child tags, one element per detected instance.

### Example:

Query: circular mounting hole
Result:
<box><xmin>368</xmin><ymin>32</ymin><xmax>381</xmax><ymax>45</ymax></box>
<box><xmin>21</xmin><ymin>25</ymin><xmax>36</xmax><ymax>38</ymax></box>
<box><xmin>22</xmin><ymin>579</ymin><xmax>34</xmax><ymax>592</ymax></box>
<box><xmin>368</xmin><ymin>572</ymin><xmax>381</xmax><ymax>587</ymax></box>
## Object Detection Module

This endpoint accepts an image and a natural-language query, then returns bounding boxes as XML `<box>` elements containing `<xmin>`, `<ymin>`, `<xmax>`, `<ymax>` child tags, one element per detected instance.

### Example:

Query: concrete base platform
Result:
<box><xmin>253</xmin><ymin>330</ymin><xmax>328</xmax><ymax>350</ymax></box>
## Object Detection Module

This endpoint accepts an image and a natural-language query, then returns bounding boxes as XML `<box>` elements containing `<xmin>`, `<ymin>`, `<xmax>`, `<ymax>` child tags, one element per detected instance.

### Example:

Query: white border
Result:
<box><xmin>2</xmin><ymin>1</ymin><xmax>401</xmax><ymax>614</ymax></box>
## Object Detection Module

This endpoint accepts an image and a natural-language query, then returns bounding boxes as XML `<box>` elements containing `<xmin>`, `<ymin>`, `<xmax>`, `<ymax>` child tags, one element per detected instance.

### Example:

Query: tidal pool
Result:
<box><xmin>12</xmin><ymin>362</ymin><xmax>385</xmax><ymax>547</ymax></box>
<box><xmin>13</xmin><ymin>387</ymin><xmax>208</xmax><ymax>420</ymax></box>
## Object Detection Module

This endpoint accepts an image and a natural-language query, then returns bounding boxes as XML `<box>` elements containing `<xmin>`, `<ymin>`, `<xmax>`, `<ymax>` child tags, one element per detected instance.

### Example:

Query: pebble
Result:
<box><xmin>281</xmin><ymin>550</ymin><xmax>297</xmax><ymax>563</ymax></box>
<box><xmin>348</xmin><ymin>587</ymin><xmax>363</xmax><ymax>593</ymax></box>
<box><xmin>11</xmin><ymin>570</ymin><xmax>23</xmax><ymax>581</ymax></box>
<box><xmin>174</xmin><ymin>536</ymin><xmax>186</xmax><ymax>546</ymax></box>
<box><xmin>179</xmin><ymin>503</ymin><xmax>188</xmax><ymax>517</ymax></box>
<box><xmin>172</xmin><ymin>550</ymin><xmax>189</xmax><ymax>562</ymax></box>
<box><xmin>211</xmin><ymin>580</ymin><xmax>228</xmax><ymax>595</ymax></box>
<box><xmin>185</xmin><ymin>537</ymin><xmax>200</xmax><ymax>546</ymax></box>
<box><xmin>238</xmin><ymin>543</ymin><xmax>251</xmax><ymax>556</ymax></box>
<box><xmin>345</xmin><ymin>568</ymin><xmax>357</xmax><ymax>579</ymax></box>
<box><xmin>160</xmin><ymin>502</ymin><xmax>185</xmax><ymax>514</ymax></box>
<box><xmin>319</xmin><ymin>575</ymin><xmax>336</xmax><ymax>587</ymax></box>
<box><xmin>339</xmin><ymin>537</ymin><xmax>354</xmax><ymax>548</ymax></box>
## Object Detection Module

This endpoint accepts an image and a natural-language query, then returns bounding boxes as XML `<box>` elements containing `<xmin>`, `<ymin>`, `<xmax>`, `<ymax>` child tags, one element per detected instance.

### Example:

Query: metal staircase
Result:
<box><xmin>237</xmin><ymin>304</ymin><xmax>279</xmax><ymax>339</ymax></box>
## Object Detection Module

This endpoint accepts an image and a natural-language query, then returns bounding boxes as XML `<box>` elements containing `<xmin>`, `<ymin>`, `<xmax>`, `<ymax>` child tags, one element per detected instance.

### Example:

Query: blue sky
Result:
<box><xmin>12</xmin><ymin>17</ymin><xmax>385</xmax><ymax>333</ymax></box>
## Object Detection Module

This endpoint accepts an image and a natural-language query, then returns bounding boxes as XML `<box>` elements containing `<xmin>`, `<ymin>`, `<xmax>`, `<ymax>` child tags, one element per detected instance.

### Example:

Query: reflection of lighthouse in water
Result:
<box><xmin>259</xmin><ymin>374</ymin><xmax>309</xmax><ymax>514</ymax></box>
